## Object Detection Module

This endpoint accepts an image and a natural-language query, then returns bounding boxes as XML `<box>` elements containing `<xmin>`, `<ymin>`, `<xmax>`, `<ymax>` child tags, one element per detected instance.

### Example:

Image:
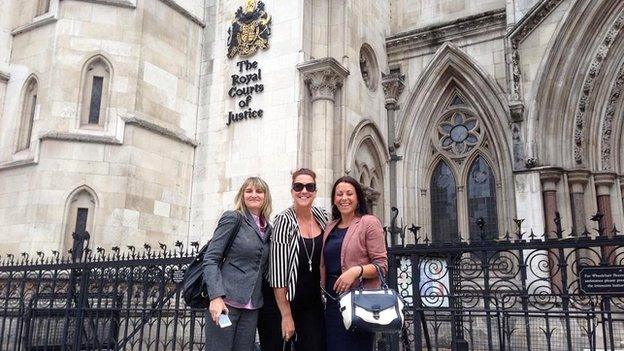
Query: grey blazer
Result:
<box><xmin>202</xmin><ymin>210</ymin><xmax>272</xmax><ymax>307</ymax></box>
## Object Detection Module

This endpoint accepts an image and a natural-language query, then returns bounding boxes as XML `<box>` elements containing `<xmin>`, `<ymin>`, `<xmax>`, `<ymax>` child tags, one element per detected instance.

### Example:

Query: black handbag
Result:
<box><xmin>282</xmin><ymin>333</ymin><xmax>296</xmax><ymax>351</ymax></box>
<box><xmin>338</xmin><ymin>264</ymin><xmax>405</xmax><ymax>333</ymax></box>
<box><xmin>182</xmin><ymin>212</ymin><xmax>242</xmax><ymax>308</ymax></box>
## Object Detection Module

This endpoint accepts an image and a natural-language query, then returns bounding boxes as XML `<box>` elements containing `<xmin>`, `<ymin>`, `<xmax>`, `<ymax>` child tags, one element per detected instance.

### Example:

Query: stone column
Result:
<box><xmin>540</xmin><ymin>169</ymin><xmax>562</xmax><ymax>292</ymax></box>
<box><xmin>540</xmin><ymin>169</ymin><xmax>562</xmax><ymax>238</ymax></box>
<box><xmin>595</xmin><ymin>173</ymin><xmax>616</xmax><ymax>236</ymax></box>
<box><xmin>297</xmin><ymin>58</ymin><xmax>349</xmax><ymax>207</ymax></box>
<box><xmin>568</xmin><ymin>170</ymin><xmax>590</xmax><ymax>236</ymax></box>
<box><xmin>595</xmin><ymin>173</ymin><xmax>617</xmax><ymax>264</ymax></box>
<box><xmin>620</xmin><ymin>175</ymin><xmax>624</xmax><ymax>214</ymax></box>
<box><xmin>568</xmin><ymin>170</ymin><xmax>590</xmax><ymax>264</ymax></box>
<box><xmin>381</xmin><ymin>72</ymin><xmax>405</xmax><ymax>244</ymax></box>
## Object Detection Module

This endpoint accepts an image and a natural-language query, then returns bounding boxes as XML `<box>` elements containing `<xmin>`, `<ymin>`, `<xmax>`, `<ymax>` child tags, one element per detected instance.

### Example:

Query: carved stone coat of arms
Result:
<box><xmin>227</xmin><ymin>0</ymin><xmax>272</xmax><ymax>59</ymax></box>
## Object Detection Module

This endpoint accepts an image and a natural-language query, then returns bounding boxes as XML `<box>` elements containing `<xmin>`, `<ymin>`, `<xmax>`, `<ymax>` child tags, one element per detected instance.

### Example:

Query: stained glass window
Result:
<box><xmin>430</xmin><ymin>162</ymin><xmax>459</xmax><ymax>242</ymax></box>
<box><xmin>467</xmin><ymin>156</ymin><xmax>498</xmax><ymax>241</ymax></box>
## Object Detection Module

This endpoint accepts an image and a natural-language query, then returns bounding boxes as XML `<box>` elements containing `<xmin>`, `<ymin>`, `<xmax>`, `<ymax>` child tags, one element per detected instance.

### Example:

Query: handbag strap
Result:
<box><xmin>219</xmin><ymin>211</ymin><xmax>243</xmax><ymax>268</ymax></box>
<box><xmin>282</xmin><ymin>333</ymin><xmax>297</xmax><ymax>351</ymax></box>
<box><xmin>371</xmin><ymin>262</ymin><xmax>389</xmax><ymax>289</ymax></box>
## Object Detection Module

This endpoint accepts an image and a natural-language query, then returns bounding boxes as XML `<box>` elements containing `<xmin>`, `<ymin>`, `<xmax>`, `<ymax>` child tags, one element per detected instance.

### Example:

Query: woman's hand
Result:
<box><xmin>333</xmin><ymin>266</ymin><xmax>361</xmax><ymax>294</ymax></box>
<box><xmin>281</xmin><ymin>315</ymin><xmax>296</xmax><ymax>341</ymax></box>
<box><xmin>208</xmin><ymin>297</ymin><xmax>228</xmax><ymax>324</ymax></box>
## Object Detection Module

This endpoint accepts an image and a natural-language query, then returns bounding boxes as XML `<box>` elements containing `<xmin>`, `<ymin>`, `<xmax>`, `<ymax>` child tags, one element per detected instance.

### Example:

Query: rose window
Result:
<box><xmin>438</xmin><ymin>112</ymin><xmax>479</xmax><ymax>155</ymax></box>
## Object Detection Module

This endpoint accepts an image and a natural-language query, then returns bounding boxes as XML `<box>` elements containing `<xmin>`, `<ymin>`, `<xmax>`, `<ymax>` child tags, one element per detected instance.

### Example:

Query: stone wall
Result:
<box><xmin>391</xmin><ymin>0</ymin><xmax>506</xmax><ymax>34</ymax></box>
<box><xmin>191</xmin><ymin>0</ymin><xmax>304</xmax><ymax>240</ymax></box>
<box><xmin>0</xmin><ymin>0</ymin><xmax>201</xmax><ymax>253</ymax></box>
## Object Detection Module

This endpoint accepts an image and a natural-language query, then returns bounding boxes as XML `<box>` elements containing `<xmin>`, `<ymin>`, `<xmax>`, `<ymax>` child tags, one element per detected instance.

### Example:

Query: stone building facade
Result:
<box><xmin>0</xmin><ymin>0</ymin><xmax>622</xmax><ymax>254</ymax></box>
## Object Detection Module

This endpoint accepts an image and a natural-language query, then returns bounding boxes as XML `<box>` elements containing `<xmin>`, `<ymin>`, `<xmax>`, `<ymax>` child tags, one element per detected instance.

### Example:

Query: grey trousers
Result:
<box><xmin>205</xmin><ymin>306</ymin><xmax>259</xmax><ymax>351</ymax></box>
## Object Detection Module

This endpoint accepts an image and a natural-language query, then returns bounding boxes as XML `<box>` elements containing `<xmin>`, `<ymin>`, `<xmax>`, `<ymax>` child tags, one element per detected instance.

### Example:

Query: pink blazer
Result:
<box><xmin>320</xmin><ymin>214</ymin><xmax>388</xmax><ymax>291</ymax></box>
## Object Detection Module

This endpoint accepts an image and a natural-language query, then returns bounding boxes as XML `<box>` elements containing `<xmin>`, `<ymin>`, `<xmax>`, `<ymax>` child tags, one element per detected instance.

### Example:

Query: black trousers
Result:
<box><xmin>258</xmin><ymin>306</ymin><xmax>326</xmax><ymax>351</ymax></box>
<box><xmin>258</xmin><ymin>307</ymin><xmax>282</xmax><ymax>351</ymax></box>
<box><xmin>292</xmin><ymin>306</ymin><xmax>326</xmax><ymax>351</ymax></box>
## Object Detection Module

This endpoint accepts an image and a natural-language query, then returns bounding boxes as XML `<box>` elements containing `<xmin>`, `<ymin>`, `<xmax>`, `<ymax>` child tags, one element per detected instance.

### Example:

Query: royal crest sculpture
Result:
<box><xmin>227</xmin><ymin>0</ymin><xmax>272</xmax><ymax>59</ymax></box>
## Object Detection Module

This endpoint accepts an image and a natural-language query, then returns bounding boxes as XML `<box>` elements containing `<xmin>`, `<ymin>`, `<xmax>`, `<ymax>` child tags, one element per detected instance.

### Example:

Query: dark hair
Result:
<box><xmin>292</xmin><ymin>168</ymin><xmax>316</xmax><ymax>183</ymax></box>
<box><xmin>330</xmin><ymin>176</ymin><xmax>368</xmax><ymax>220</ymax></box>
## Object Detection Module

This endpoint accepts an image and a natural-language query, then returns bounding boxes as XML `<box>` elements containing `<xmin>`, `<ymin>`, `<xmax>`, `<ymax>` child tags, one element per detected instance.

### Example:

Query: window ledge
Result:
<box><xmin>76</xmin><ymin>0</ymin><xmax>137</xmax><ymax>9</ymax></box>
<box><xmin>0</xmin><ymin>158</ymin><xmax>36</xmax><ymax>171</ymax></box>
<box><xmin>12</xmin><ymin>12</ymin><xmax>57</xmax><ymax>36</ymax></box>
<box><xmin>122</xmin><ymin>115</ymin><xmax>198</xmax><ymax>147</ymax></box>
<box><xmin>40</xmin><ymin>131</ymin><xmax>122</xmax><ymax>145</ymax></box>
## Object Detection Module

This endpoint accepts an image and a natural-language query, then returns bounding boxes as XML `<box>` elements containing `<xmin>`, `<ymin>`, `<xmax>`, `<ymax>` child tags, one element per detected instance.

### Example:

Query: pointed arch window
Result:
<box><xmin>430</xmin><ymin>161</ymin><xmax>459</xmax><ymax>242</ymax></box>
<box><xmin>64</xmin><ymin>188</ymin><xmax>96</xmax><ymax>260</ymax></box>
<box><xmin>425</xmin><ymin>91</ymin><xmax>502</xmax><ymax>242</ymax></box>
<box><xmin>80</xmin><ymin>57</ymin><xmax>111</xmax><ymax>128</ymax></box>
<box><xmin>16</xmin><ymin>77</ymin><xmax>38</xmax><ymax>152</ymax></box>
<box><xmin>467</xmin><ymin>156</ymin><xmax>498</xmax><ymax>241</ymax></box>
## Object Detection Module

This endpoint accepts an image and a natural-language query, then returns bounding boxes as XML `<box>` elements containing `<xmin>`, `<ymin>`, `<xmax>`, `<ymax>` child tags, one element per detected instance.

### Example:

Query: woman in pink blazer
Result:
<box><xmin>320</xmin><ymin>176</ymin><xmax>388</xmax><ymax>351</ymax></box>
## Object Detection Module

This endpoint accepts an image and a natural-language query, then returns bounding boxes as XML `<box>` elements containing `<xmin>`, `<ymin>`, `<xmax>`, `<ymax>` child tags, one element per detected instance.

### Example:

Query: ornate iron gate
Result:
<box><xmin>386</xmin><ymin>212</ymin><xmax>624</xmax><ymax>351</ymax></box>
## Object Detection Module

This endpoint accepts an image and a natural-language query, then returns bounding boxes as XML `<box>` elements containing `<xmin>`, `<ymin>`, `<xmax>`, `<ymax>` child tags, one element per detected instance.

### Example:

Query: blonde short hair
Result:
<box><xmin>233</xmin><ymin>177</ymin><xmax>272</xmax><ymax>220</ymax></box>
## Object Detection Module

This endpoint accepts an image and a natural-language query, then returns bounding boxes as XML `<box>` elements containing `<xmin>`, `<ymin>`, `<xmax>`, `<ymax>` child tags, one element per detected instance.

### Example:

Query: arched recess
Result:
<box><xmin>528</xmin><ymin>0</ymin><xmax>624</xmax><ymax>170</ymax></box>
<box><xmin>345</xmin><ymin>119</ymin><xmax>389</xmax><ymax>221</ymax></box>
<box><xmin>78</xmin><ymin>54</ymin><xmax>113</xmax><ymax>129</ymax></box>
<box><xmin>397</xmin><ymin>42</ymin><xmax>514</xmax><ymax>239</ymax></box>
<box><xmin>15</xmin><ymin>74</ymin><xmax>39</xmax><ymax>152</ymax></box>
<box><xmin>61</xmin><ymin>186</ymin><xmax>99</xmax><ymax>257</ymax></box>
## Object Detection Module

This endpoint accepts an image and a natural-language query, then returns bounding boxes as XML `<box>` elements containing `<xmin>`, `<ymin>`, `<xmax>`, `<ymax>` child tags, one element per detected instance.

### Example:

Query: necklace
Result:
<box><xmin>296</xmin><ymin>215</ymin><xmax>315</xmax><ymax>272</ymax></box>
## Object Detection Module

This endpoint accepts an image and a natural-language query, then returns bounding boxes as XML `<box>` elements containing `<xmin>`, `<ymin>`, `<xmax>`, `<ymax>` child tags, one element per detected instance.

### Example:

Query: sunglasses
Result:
<box><xmin>292</xmin><ymin>182</ymin><xmax>317</xmax><ymax>192</ymax></box>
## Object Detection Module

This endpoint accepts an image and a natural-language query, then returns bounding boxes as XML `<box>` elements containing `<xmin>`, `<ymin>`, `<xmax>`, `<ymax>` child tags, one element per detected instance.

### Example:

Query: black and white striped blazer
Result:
<box><xmin>269</xmin><ymin>206</ymin><xmax>328</xmax><ymax>301</ymax></box>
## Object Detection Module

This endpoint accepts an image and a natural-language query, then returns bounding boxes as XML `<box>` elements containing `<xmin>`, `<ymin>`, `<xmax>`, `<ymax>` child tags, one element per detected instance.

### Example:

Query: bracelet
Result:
<box><xmin>357</xmin><ymin>265</ymin><xmax>364</xmax><ymax>279</ymax></box>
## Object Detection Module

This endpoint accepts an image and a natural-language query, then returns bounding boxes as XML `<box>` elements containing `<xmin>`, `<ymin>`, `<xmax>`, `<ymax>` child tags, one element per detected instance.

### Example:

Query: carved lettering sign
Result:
<box><xmin>579</xmin><ymin>266</ymin><xmax>624</xmax><ymax>295</ymax></box>
<box><xmin>227</xmin><ymin>59</ymin><xmax>264</xmax><ymax>126</ymax></box>
<box><xmin>225</xmin><ymin>1</ymin><xmax>271</xmax><ymax>126</ymax></box>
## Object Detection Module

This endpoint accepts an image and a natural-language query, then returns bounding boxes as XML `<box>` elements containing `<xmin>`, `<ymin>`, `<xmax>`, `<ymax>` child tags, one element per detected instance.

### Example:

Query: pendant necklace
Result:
<box><xmin>297</xmin><ymin>215</ymin><xmax>315</xmax><ymax>272</ymax></box>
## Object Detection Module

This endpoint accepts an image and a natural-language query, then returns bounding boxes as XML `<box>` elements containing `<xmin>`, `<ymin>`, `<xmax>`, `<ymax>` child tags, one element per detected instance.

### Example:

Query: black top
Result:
<box><xmin>323</xmin><ymin>227</ymin><xmax>348</xmax><ymax>301</ymax></box>
<box><xmin>292</xmin><ymin>233</ymin><xmax>323</xmax><ymax>310</ymax></box>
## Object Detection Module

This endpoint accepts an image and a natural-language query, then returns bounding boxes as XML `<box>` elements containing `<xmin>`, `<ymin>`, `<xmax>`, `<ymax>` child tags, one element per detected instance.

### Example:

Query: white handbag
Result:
<box><xmin>338</xmin><ymin>264</ymin><xmax>405</xmax><ymax>333</ymax></box>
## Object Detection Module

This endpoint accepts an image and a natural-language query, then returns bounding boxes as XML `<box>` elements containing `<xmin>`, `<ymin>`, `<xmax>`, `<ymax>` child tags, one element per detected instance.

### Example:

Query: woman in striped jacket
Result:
<box><xmin>267</xmin><ymin>168</ymin><xmax>328</xmax><ymax>351</ymax></box>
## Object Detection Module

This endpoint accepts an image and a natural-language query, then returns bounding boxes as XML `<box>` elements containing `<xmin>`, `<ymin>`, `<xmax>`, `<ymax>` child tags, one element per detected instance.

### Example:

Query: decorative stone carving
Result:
<box><xmin>601</xmin><ymin>64</ymin><xmax>624</xmax><ymax>171</ymax></box>
<box><xmin>525</xmin><ymin>157</ymin><xmax>537</xmax><ymax>168</ymax></box>
<box><xmin>574</xmin><ymin>13</ymin><xmax>624</xmax><ymax>164</ymax></box>
<box><xmin>303</xmin><ymin>69</ymin><xmax>344</xmax><ymax>102</ymax></box>
<box><xmin>511</xmin><ymin>122</ymin><xmax>525</xmax><ymax>168</ymax></box>
<box><xmin>507</xmin><ymin>0</ymin><xmax>565</xmax><ymax>104</ymax></box>
<box><xmin>359</xmin><ymin>45</ymin><xmax>379</xmax><ymax>91</ymax></box>
<box><xmin>510</xmin><ymin>0</ymin><xmax>566</xmax><ymax>44</ymax></box>
<box><xmin>297</xmin><ymin>58</ymin><xmax>349</xmax><ymax>102</ymax></box>
<box><xmin>386</xmin><ymin>10</ymin><xmax>505</xmax><ymax>54</ymax></box>
<box><xmin>381</xmin><ymin>72</ymin><xmax>405</xmax><ymax>110</ymax></box>
<box><xmin>437</xmin><ymin>111</ymin><xmax>480</xmax><ymax>157</ymax></box>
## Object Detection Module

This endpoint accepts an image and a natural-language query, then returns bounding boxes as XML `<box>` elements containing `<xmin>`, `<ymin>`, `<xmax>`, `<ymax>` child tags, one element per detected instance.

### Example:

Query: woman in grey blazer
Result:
<box><xmin>203</xmin><ymin>177</ymin><xmax>273</xmax><ymax>351</ymax></box>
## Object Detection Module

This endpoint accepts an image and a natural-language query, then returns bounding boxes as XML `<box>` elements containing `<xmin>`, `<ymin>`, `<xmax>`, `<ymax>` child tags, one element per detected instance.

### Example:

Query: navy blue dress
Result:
<box><xmin>323</xmin><ymin>227</ymin><xmax>374</xmax><ymax>351</ymax></box>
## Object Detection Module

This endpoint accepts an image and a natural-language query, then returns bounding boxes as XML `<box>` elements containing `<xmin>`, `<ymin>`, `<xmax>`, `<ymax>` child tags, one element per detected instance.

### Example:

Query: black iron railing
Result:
<box><xmin>386</xmin><ymin>210</ymin><xmax>624</xmax><ymax>351</ymax></box>
<box><xmin>0</xmin><ymin>242</ymin><xmax>204</xmax><ymax>351</ymax></box>
<box><xmin>1</xmin><ymin>211</ymin><xmax>623</xmax><ymax>351</ymax></box>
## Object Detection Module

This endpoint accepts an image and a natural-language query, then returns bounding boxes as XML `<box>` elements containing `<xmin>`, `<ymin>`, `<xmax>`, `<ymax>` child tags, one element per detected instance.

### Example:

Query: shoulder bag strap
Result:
<box><xmin>218</xmin><ymin>211</ymin><xmax>243</xmax><ymax>268</ymax></box>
